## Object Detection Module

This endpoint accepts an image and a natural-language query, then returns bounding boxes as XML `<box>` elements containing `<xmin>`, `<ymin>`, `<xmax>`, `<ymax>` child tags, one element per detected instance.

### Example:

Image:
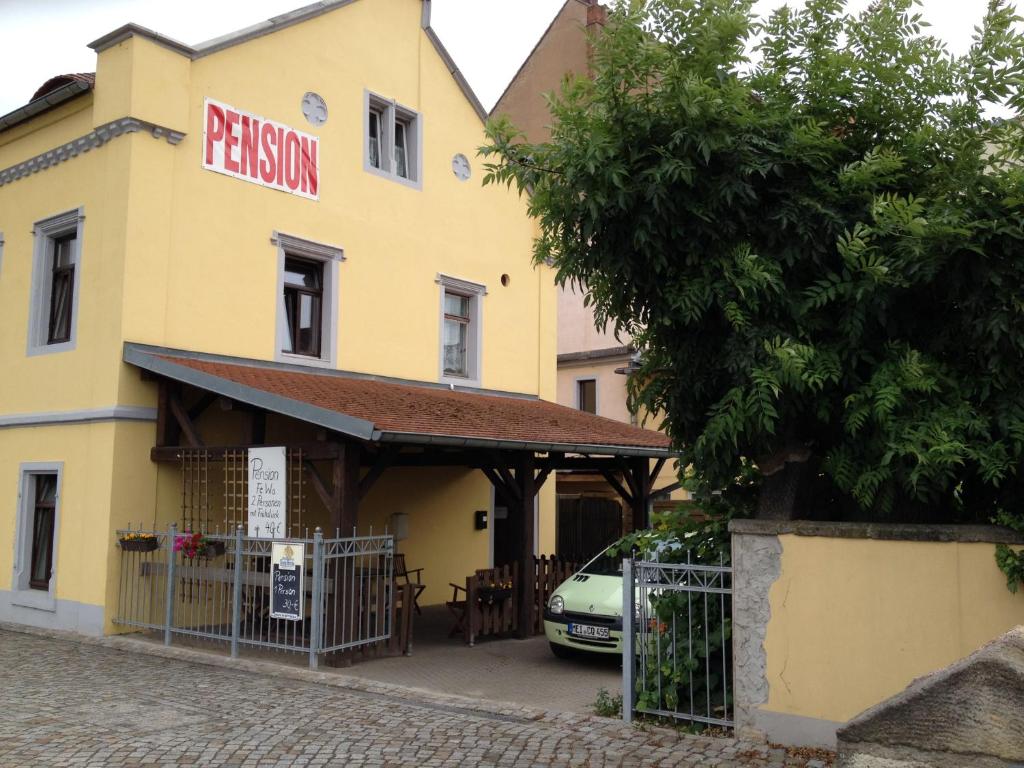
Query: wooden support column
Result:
<box><xmin>330</xmin><ymin>442</ymin><xmax>361</xmax><ymax>537</ymax></box>
<box><xmin>155</xmin><ymin>381</ymin><xmax>180</xmax><ymax>447</ymax></box>
<box><xmin>629</xmin><ymin>456</ymin><xmax>653</xmax><ymax>531</ymax></box>
<box><xmin>514</xmin><ymin>452</ymin><xmax>536</xmax><ymax>640</ymax></box>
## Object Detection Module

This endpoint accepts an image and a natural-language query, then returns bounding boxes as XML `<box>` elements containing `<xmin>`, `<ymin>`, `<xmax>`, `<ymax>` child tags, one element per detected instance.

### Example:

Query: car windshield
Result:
<box><xmin>581</xmin><ymin>551</ymin><xmax>623</xmax><ymax>577</ymax></box>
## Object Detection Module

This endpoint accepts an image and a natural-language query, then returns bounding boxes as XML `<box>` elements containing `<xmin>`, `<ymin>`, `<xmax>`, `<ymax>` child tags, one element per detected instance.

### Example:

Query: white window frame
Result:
<box><xmin>436</xmin><ymin>273</ymin><xmax>486</xmax><ymax>388</ymax></box>
<box><xmin>575</xmin><ymin>376</ymin><xmax>599</xmax><ymax>415</ymax></box>
<box><xmin>11</xmin><ymin>462</ymin><xmax>64</xmax><ymax>612</ymax></box>
<box><xmin>27</xmin><ymin>208</ymin><xmax>84</xmax><ymax>356</ymax></box>
<box><xmin>364</xmin><ymin>90</ymin><xmax>422</xmax><ymax>189</ymax></box>
<box><xmin>272</xmin><ymin>231</ymin><xmax>344</xmax><ymax>369</ymax></box>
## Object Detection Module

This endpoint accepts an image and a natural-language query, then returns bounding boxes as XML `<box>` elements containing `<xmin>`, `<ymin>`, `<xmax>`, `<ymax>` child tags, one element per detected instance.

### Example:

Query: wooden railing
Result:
<box><xmin>453</xmin><ymin>556</ymin><xmax>579</xmax><ymax>645</ymax></box>
<box><xmin>531</xmin><ymin>555</ymin><xmax>579</xmax><ymax>634</ymax></box>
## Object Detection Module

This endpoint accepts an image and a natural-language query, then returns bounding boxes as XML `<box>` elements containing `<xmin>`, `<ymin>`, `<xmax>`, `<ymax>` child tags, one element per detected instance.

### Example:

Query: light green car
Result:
<box><xmin>544</xmin><ymin>550</ymin><xmax>627</xmax><ymax>657</ymax></box>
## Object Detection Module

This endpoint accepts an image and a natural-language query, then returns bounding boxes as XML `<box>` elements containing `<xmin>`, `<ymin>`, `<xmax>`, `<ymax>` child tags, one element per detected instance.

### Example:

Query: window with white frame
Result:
<box><xmin>13</xmin><ymin>463</ymin><xmax>62</xmax><ymax>601</ymax></box>
<box><xmin>28</xmin><ymin>209</ymin><xmax>84</xmax><ymax>355</ymax></box>
<box><xmin>365</xmin><ymin>91</ymin><xmax>421</xmax><ymax>186</ymax></box>
<box><xmin>437</xmin><ymin>274</ymin><xmax>485</xmax><ymax>386</ymax></box>
<box><xmin>273</xmin><ymin>232</ymin><xmax>343</xmax><ymax>368</ymax></box>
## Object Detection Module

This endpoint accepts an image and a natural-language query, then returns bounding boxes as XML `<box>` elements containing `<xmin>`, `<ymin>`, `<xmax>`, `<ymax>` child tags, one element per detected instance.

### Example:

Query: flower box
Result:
<box><xmin>119</xmin><ymin>536</ymin><xmax>159</xmax><ymax>553</ymax></box>
<box><xmin>199</xmin><ymin>540</ymin><xmax>226</xmax><ymax>558</ymax></box>
<box><xmin>476</xmin><ymin>586</ymin><xmax>513</xmax><ymax>605</ymax></box>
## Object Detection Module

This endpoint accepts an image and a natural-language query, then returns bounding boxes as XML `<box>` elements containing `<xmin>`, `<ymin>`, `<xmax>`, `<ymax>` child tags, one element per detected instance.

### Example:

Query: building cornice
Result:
<box><xmin>0</xmin><ymin>117</ymin><xmax>185</xmax><ymax>188</ymax></box>
<box><xmin>557</xmin><ymin>345</ymin><xmax>633</xmax><ymax>365</ymax></box>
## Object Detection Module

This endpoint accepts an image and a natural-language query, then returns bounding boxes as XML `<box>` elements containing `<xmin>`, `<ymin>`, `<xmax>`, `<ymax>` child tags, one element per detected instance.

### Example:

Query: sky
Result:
<box><xmin>0</xmin><ymin>0</ymin><xmax>1005</xmax><ymax>117</ymax></box>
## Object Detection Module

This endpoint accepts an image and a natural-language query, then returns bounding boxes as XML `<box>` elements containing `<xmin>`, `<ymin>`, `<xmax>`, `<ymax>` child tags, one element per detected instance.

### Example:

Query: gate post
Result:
<box><xmin>622</xmin><ymin>557</ymin><xmax>635</xmax><ymax>723</ymax></box>
<box><xmin>230</xmin><ymin>524</ymin><xmax>244</xmax><ymax>659</ymax></box>
<box><xmin>309</xmin><ymin>527</ymin><xmax>324</xmax><ymax>670</ymax></box>
<box><xmin>164</xmin><ymin>522</ymin><xmax>178</xmax><ymax>647</ymax></box>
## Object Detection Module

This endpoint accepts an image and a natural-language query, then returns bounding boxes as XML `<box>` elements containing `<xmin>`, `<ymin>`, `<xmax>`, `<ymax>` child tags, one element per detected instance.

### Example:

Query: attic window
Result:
<box><xmin>364</xmin><ymin>91</ymin><xmax>421</xmax><ymax>188</ymax></box>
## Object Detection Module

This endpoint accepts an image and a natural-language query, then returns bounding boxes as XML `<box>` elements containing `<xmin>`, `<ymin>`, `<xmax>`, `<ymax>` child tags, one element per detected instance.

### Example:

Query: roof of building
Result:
<box><xmin>0</xmin><ymin>73</ymin><xmax>96</xmax><ymax>133</ymax></box>
<box><xmin>0</xmin><ymin>1</ymin><xmax>484</xmax><ymax>136</ymax></box>
<box><xmin>557</xmin><ymin>345</ymin><xmax>633</xmax><ymax>364</ymax></box>
<box><xmin>125</xmin><ymin>343</ymin><xmax>674</xmax><ymax>457</ymax></box>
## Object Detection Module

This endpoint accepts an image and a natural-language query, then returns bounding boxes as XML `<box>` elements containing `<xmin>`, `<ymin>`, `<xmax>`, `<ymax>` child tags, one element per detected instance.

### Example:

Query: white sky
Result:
<box><xmin>0</xmin><ymin>0</ymin><xmax>1001</xmax><ymax>117</ymax></box>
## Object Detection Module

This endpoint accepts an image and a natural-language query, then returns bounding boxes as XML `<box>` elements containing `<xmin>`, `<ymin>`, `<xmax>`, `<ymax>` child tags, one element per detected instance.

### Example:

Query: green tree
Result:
<box><xmin>482</xmin><ymin>1</ymin><xmax>1024</xmax><ymax>582</ymax></box>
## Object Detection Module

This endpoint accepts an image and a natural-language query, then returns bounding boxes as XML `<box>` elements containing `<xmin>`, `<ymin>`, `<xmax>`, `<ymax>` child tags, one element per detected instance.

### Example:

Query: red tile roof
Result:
<box><xmin>31</xmin><ymin>73</ymin><xmax>96</xmax><ymax>102</ymax></box>
<box><xmin>143</xmin><ymin>350</ymin><xmax>672</xmax><ymax>454</ymax></box>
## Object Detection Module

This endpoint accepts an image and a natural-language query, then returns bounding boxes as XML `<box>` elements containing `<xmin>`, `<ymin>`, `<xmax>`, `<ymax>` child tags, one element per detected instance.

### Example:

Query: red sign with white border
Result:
<box><xmin>202</xmin><ymin>97</ymin><xmax>319</xmax><ymax>200</ymax></box>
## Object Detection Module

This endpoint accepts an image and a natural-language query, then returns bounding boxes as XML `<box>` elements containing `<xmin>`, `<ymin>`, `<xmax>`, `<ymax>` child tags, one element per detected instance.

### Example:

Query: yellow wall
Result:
<box><xmin>763</xmin><ymin>534</ymin><xmax>1024</xmax><ymax>725</ymax></box>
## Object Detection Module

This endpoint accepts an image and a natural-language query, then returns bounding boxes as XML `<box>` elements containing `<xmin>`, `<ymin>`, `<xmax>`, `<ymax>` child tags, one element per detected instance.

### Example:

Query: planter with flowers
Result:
<box><xmin>477</xmin><ymin>579</ymin><xmax>513</xmax><ymax>605</ymax></box>
<box><xmin>118</xmin><ymin>532</ymin><xmax>159</xmax><ymax>553</ymax></box>
<box><xmin>174</xmin><ymin>531</ymin><xmax>226</xmax><ymax>560</ymax></box>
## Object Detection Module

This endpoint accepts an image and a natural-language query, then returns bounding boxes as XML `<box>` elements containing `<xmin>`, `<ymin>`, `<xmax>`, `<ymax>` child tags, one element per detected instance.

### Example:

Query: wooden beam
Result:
<box><xmin>155</xmin><ymin>381</ymin><xmax>178</xmax><ymax>447</ymax></box>
<box><xmin>187</xmin><ymin>392</ymin><xmax>218</xmax><ymax>421</ymax></box>
<box><xmin>650</xmin><ymin>458</ymin><xmax>667</xmax><ymax>486</ymax></box>
<box><xmin>536</xmin><ymin>456</ymin><xmax>625</xmax><ymax>472</ymax></box>
<box><xmin>480</xmin><ymin>466</ymin><xmax>512</xmax><ymax>498</ymax></box>
<box><xmin>487</xmin><ymin>451</ymin><xmax>521</xmax><ymax>501</ymax></box>
<box><xmin>304</xmin><ymin>459</ymin><xmax>333</xmax><ymax>511</ymax></box>
<box><xmin>534</xmin><ymin>466</ymin><xmax>553</xmax><ymax>494</ymax></box>
<box><xmin>387</xmin><ymin>451</ymin><xmax>490</xmax><ymax>468</ymax></box>
<box><xmin>151</xmin><ymin>442</ymin><xmax>342</xmax><ymax>463</ymax></box>
<box><xmin>168</xmin><ymin>390</ymin><xmax>203</xmax><ymax>447</ymax></box>
<box><xmin>515</xmin><ymin>452</ymin><xmax>536</xmax><ymax>640</ymax></box>
<box><xmin>358</xmin><ymin>446</ymin><xmax>398</xmax><ymax>500</ymax></box>
<box><xmin>242</xmin><ymin>410</ymin><xmax>267</xmax><ymax>446</ymax></box>
<box><xmin>330</xmin><ymin>442</ymin><xmax>361</xmax><ymax>537</ymax></box>
<box><xmin>629</xmin><ymin>456</ymin><xmax>652</xmax><ymax>531</ymax></box>
<box><xmin>599</xmin><ymin>469</ymin><xmax>634</xmax><ymax>506</ymax></box>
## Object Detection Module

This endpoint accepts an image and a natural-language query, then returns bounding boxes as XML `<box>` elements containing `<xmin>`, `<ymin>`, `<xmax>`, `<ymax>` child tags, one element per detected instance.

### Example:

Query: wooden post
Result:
<box><xmin>330</xmin><ymin>442</ymin><xmax>361</xmax><ymax>536</ymax></box>
<box><xmin>325</xmin><ymin>441</ymin><xmax>361</xmax><ymax>667</ymax></box>
<box><xmin>629</xmin><ymin>456</ymin><xmax>652</xmax><ymax>531</ymax></box>
<box><xmin>515</xmin><ymin>452</ymin><xmax>536</xmax><ymax>639</ymax></box>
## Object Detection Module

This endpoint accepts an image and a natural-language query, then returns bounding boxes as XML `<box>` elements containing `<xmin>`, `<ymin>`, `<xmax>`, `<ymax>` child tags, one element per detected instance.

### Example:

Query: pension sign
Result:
<box><xmin>203</xmin><ymin>98</ymin><xmax>319</xmax><ymax>200</ymax></box>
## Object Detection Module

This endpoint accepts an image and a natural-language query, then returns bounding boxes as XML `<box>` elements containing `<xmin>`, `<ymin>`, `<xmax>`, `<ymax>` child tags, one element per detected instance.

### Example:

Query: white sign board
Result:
<box><xmin>270</xmin><ymin>542</ymin><xmax>305</xmax><ymax>621</ymax></box>
<box><xmin>203</xmin><ymin>97</ymin><xmax>320</xmax><ymax>200</ymax></box>
<box><xmin>248</xmin><ymin>446</ymin><xmax>287</xmax><ymax>538</ymax></box>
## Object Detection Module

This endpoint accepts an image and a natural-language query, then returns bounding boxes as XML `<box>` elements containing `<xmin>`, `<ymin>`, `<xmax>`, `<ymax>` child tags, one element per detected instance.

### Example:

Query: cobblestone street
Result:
<box><xmin>0</xmin><ymin>628</ymin><xmax>827</xmax><ymax>767</ymax></box>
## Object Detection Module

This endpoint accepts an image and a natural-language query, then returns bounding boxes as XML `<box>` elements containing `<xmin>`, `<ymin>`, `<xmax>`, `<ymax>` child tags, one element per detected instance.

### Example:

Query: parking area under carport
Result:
<box><xmin>341</xmin><ymin>605</ymin><xmax>621</xmax><ymax>715</ymax></box>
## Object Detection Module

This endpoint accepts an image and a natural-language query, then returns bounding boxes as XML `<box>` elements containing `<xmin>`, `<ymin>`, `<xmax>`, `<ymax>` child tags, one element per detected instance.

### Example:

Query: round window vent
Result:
<box><xmin>301</xmin><ymin>92</ymin><xmax>328</xmax><ymax>127</ymax></box>
<box><xmin>452</xmin><ymin>153</ymin><xmax>471</xmax><ymax>181</ymax></box>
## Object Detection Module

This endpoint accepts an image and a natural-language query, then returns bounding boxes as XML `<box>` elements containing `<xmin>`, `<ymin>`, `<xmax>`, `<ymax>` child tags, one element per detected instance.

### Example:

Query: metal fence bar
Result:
<box><xmin>309</xmin><ymin>528</ymin><xmax>323</xmax><ymax>670</ymax></box>
<box><xmin>231</xmin><ymin>524</ymin><xmax>243</xmax><ymax>658</ymax></box>
<box><xmin>164</xmin><ymin>523</ymin><xmax>178</xmax><ymax>646</ymax></box>
<box><xmin>622</xmin><ymin>558</ymin><xmax>635</xmax><ymax>725</ymax></box>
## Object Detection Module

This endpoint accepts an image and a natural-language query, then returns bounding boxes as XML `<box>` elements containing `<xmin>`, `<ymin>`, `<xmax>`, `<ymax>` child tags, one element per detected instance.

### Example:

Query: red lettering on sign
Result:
<box><xmin>205</xmin><ymin>103</ymin><xmax>225</xmax><ymax>165</ymax></box>
<box><xmin>284</xmin><ymin>131</ymin><xmax>301</xmax><ymax>190</ymax></box>
<box><xmin>276</xmin><ymin>127</ymin><xmax>285</xmax><ymax>186</ymax></box>
<box><xmin>223</xmin><ymin>110</ymin><xmax>240</xmax><ymax>173</ymax></box>
<box><xmin>240</xmin><ymin>115</ymin><xmax>260</xmax><ymax>178</ymax></box>
<box><xmin>259</xmin><ymin>123</ymin><xmax>277</xmax><ymax>183</ymax></box>
<box><xmin>301</xmin><ymin>136</ymin><xmax>318</xmax><ymax>196</ymax></box>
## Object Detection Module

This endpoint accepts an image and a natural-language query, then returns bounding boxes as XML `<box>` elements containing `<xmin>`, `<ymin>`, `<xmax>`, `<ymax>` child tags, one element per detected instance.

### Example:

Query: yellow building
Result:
<box><xmin>0</xmin><ymin>0</ymin><xmax>671</xmax><ymax>640</ymax></box>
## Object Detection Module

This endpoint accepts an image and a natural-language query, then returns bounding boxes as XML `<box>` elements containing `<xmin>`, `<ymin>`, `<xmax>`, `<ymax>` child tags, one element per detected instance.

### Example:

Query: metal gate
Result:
<box><xmin>114</xmin><ymin>524</ymin><xmax>394</xmax><ymax>668</ymax></box>
<box><xmin>622</xmin><ymin>557</ymin><xmax>733</xmax><ymax>727</ymax></box>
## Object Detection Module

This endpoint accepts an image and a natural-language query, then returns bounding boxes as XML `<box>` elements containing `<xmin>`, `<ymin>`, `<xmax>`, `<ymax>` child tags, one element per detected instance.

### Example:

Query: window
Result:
<box><xmin>577</xmin><ymin>379</ymin><xmax>598</xmax><ymax>414</ymax></box>
<box><xmin>282</xmin><ymin>257</ymin><xmax>323</xmax><ymax>357</ymax></box>
<box><xmin>48</xmin><ymin>234</ymin><xmax>75</xmax><ymax>344</ymax></box>
<box><xmin>13</xmin><ymin>462</ymin><xmax>62</xmax><ymax>606</ymax></box>
<box><xmin>443</xmin><ymin>293</ymin><xmax>471</xmax><ymax>377</ymax></box>
<box><xmin>29</xmin><ymin>475</ymin><xmax>57</xmax><ymax>591</ymax></box>
<box><xmin>364</xmin><ymin>91</ymin><xmax>421</xmax><ymax>187</ymax></box>
<box><xmin>273</xmin><ymin>232</ymin><xmax>343</xmax><ymax>368</ymax></box>
<box><xmin>29</xmin><ymin>208</ymin><xmax>84</xmax><ymax>355</ymax></box>
<box><xmin>436</xmin><ymin>274</ymin><xmax>486</xmax><ymax>386</ymax></box>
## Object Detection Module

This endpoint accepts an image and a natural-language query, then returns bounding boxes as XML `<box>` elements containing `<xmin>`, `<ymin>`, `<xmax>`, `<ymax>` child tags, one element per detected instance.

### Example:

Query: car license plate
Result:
<box><xmin>568</xmin><ymin>622</ymin><xmax>610</xmax><ymax>640</ymax></box>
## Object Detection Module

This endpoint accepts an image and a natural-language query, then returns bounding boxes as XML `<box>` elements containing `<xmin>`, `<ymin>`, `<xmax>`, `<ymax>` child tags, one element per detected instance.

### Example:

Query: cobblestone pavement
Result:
<box><xmin>0</xmin><ymin>628</ymin><xmax>829</xmax><ymax>767</ymax></box>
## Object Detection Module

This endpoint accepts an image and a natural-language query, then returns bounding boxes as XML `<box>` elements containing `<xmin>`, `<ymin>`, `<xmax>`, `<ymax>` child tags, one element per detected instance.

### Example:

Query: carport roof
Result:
<box><xmin>124</xmin><ymin>343</ymin><xmax>675</xmax><ymax>458</ymax></box>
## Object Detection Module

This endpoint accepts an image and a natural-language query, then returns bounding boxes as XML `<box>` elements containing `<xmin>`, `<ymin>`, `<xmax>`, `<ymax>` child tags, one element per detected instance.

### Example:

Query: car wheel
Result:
<box><xmin>549</xmin><ymin>641</ymin><xmax>576</xmax><ymax>659</ymax></box>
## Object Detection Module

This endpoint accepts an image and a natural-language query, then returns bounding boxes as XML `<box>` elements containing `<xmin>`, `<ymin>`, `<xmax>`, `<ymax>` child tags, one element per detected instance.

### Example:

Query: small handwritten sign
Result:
<box><xmin>270</xmin><ymin>541</ymin><xmax>305</xmax><ymax>621</ymax></box>
<box><xmin>248</xmin><ymin>446</ymin><xmax>287</xmax><ymax>538</ymax></box>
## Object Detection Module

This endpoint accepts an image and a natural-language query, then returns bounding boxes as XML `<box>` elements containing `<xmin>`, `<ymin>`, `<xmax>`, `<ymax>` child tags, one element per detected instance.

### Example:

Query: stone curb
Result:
<box><xmin>0</xmin><ymin>621</ymin><xmax>752</xmax><ymax>757</ymax></box>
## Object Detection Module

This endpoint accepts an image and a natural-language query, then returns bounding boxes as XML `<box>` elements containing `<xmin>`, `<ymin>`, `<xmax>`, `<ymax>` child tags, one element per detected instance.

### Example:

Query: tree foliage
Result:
<box><xmin>482</xmin><ymin>1</ymin><xmax>1024</xmax><ymax>582</ymax></box>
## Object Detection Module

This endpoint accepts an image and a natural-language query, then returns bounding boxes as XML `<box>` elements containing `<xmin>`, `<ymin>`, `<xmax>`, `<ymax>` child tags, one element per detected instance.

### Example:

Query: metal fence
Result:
<box><xmin>114</xmin><ymin>524</ymin><xmax>394</xmax><ymax>668</ymax></box>
<box><xmin>623</xmin><ymin>556</ymin><xmax>733</xmax><ymax>728</ymax></box>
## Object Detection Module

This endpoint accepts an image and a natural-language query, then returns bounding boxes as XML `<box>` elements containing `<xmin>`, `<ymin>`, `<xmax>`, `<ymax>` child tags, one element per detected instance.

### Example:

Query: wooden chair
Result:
<box><xmin>446</xmin><ymin>582</ymin><xmax>469</xmax><ymax>641</ymax></box>
<box><xmin>394</xmin><ymin>553</ymin><xmax>426</xmax><ymax>615</ymax></box>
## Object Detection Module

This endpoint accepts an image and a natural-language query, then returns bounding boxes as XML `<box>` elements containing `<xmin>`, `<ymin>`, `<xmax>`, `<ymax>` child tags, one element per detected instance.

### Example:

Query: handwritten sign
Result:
<box><xmin>270</xmin><ymin>542</ymin><xmax>305</xmax><ymax>621</ymax></box>
<box><xmin>248</xmin><ymin>446</ymin><xmax>287</xmax><ymax>538</ymax></box>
